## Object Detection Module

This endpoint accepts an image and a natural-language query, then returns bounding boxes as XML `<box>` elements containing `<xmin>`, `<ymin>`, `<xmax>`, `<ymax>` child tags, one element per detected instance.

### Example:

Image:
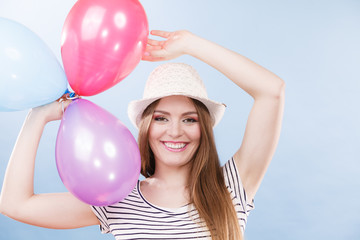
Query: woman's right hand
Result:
<box><xmin>29</xmin><ymin>95</ymin><xmax>72</xmax><ymax>124</ymax></box>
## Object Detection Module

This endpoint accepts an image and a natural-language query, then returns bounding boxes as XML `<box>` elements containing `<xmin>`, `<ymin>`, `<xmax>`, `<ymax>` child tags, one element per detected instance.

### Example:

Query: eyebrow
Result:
<box><xmin>154</xmin><ymin>110</ymin><xmax>198</xmax><ymax>116</ymax></box>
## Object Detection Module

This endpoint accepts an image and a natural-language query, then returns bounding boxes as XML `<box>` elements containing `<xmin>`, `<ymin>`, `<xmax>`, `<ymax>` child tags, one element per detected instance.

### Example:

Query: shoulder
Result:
<box><xmin>91</xmin><ymin>181</ymin><xmax>146</xmax><ymax>229</ymax></box>
<box><xmin>222</xmin><ymin>157</ymin><xmax>240</xmax><ymax>190</ymax></box>
<box><xmin>222</xmin><ymin>158</ymin><xmax>255</xmax><ymax>212</ymax></box>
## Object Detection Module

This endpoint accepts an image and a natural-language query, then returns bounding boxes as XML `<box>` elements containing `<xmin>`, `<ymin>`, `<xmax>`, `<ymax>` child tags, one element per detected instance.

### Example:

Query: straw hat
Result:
<box><xmin>128</xmin><ymin>63</ymin><xmax>226</xmax><ymax>129</ymax></box>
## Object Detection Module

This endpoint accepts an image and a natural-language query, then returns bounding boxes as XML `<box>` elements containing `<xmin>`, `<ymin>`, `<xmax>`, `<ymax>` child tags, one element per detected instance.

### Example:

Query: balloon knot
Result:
<box><xmin>66</xmin><ymin>92</ymin><xmax>80</xmax><ymax>100</ymax></box>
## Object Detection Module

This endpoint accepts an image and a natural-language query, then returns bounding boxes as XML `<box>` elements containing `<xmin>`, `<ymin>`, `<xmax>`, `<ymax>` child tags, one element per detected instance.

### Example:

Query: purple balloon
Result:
<box><xmin>56</xmin><ymin>99</ymin><xmax>140</xmax><ymax>206</ymax></box>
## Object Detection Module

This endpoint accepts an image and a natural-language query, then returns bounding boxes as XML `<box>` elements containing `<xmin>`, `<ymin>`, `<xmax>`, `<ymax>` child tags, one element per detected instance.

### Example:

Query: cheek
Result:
<box><xmin>190</xmin><ymin>125</ymin><xmax>201</xmax><ymax>142</ymax></box>
<box><xmin>148</xmin><ymin>123</ymin><xmax>158</xmax><ymax>140</ymax></box>
<box><xmin>148</xmin><ymin>124</ymin><xmax>163</xmax><ymax>147</ymax></box>
<box><xmin>148</xmin><ymin>136</ymin><xmax>159</xmax><ymax>158</ymax></box>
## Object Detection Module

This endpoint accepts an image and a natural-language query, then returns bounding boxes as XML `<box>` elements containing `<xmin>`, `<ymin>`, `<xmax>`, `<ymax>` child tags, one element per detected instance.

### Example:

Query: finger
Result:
<box><xmin>145</xmin><ymin>45</ymin><xmax>162</xmax><ymax>51</ymax></box>
<box><xmin>143</xmin><ymin>45</ymin><xmax>162</xmax><ymax>57</ymax></box>
<box><xmin>142</xmin><ymin>49</ymin><xmax>168</xmax><ymax>62</ymax></box>
<box><xmin>142</xmin><ymin>52</ymin><xmax>162</xmax><ymax>60</ymax></box>
<box><xmin>147</xmin><ymin>38</ymin><xmax>165</xmax><ymax>46</ymax></box>
<box><xmin>61</xmin><ymin>99</ymin><xmax>72</xmax><ymax>113</ymax></box>
<box><xmin>142</xmin><ymin>55</ymin><xmax>166</xmax><ymax>62</ymax></box>
<box><xmin>57</xmin><ymin>95</ymin><xmax>66</xmax><ymax>103</ymax></box>
<box><xmin>150</xmin><ymin>30</ymin><xmax>171</xmax><ymax>38</ymax></box>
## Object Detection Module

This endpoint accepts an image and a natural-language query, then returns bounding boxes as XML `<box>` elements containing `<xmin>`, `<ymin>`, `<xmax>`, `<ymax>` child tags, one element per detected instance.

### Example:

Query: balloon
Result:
<box><xmin>61</xmin><ymin>0</ymin><xmax>149</xmax><ymax>96</ymax></box>
<box><xmin>55</xmin><ymin>99</ymin><xmax>141</xmax><ymax>206</ymax></box>
<box><xmin>0</xmin><ymin>106</ymin><xmax>16</xmax><ymax>112</ymax></box>
<box><xmin>0</xmin><ymin>18</ymin><xmax>68</xmax><ymax>111</ymax></box>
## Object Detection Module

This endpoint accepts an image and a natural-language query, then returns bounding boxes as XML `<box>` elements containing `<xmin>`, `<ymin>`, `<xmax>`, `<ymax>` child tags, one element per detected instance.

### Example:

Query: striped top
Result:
<box><xmin>91</xmin><ymin>158</ymin><xmax>254</xmax><ymax>239</ymax></box>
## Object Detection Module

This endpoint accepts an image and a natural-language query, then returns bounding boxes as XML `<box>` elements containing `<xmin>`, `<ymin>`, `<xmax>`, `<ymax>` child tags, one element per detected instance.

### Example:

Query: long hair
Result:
<box><xmin>138</xmin><ymin>98</ymin><xmax>242</xmax><ymax>240</ymax></box>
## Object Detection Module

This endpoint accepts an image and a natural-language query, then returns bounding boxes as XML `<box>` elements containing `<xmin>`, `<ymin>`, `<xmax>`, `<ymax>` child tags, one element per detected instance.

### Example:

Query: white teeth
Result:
<box><xmin>164</xmin><ymin>142</ymin><xmax>186</xmax><ymax>149</ymax></box>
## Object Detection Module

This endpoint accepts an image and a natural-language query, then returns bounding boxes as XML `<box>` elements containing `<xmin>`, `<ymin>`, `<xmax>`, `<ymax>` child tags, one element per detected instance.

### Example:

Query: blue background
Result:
<box><xmin>1</xmin><ymin>0</ymin><xmax>359</xmax><ymax>239</ymax></box>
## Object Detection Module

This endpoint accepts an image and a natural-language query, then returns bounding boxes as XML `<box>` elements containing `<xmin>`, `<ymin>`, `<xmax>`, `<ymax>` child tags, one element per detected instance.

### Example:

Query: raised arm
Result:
<box><xmin>0</xmin><ymin>99</ymin><xmax>98</xmax><ymax>229</ymax></box>
<box><xmin>143</xmin><ymin>30</ymin><xmax>285</xmax><ymax>200</ymax></box>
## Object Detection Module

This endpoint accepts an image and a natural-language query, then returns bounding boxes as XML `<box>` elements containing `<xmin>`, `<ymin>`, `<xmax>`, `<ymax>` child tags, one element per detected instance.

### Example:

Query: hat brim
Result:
<box><xmin>128</xmin><ymin>93</ymin><xmax>226</xmax><ymax>129</ymax></box>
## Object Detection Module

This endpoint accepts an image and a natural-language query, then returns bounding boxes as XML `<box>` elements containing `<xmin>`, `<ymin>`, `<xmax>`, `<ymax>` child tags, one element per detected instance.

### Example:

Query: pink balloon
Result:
<box><xmin>55</xmin><ymin>99</ymin><xmax>141</xmax><ymax>206</ymax></box>
<box><xmin>61</xmin><ymin>0</ymin><xmax>149</xmax><ymax>96</ymax></box>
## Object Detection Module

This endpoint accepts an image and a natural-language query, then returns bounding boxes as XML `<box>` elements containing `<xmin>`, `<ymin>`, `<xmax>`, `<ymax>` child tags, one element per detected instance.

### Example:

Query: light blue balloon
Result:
<box><xmin>0</xmin><ymin>105</ymin><xmax>16</xmax><ymax>112</ymax></box>
<box><xmin>0</xmin><ymin>18</ymin><xmax>68</xmax><ymax>111</ymax></box>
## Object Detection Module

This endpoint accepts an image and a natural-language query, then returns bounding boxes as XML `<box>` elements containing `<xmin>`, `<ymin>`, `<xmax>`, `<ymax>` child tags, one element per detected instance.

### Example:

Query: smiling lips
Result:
<box><xmin>162</xmin><ymin>141</ymin><xmax>188</xmax><ymax>152</ymax></box>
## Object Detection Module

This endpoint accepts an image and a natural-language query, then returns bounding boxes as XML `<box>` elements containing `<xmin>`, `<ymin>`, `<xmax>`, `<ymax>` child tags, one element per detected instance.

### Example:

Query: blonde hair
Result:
<box><xmin>138</xmin><ymin>98</ymin><xmax>242</xmax><ymax>240</ymax></box>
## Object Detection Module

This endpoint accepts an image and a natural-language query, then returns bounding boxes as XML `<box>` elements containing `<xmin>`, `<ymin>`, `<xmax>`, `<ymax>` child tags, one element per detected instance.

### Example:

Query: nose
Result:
<box><xmin>167</xmin><ymin>121</ymin><xmax>183</xmax><ymax>138</ymax></box>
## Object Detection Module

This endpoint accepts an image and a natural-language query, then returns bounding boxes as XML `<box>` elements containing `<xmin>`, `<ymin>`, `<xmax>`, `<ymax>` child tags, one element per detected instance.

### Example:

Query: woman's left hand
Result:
<box><xmin>142</xmin><ymin>30</ymin><xmax>193</xmax><ymax>62</ymax></box>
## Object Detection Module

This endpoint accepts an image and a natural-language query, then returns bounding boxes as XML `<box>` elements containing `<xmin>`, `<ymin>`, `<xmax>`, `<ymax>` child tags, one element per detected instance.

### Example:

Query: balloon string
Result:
<box><xmin>58</xmin><ymin>92</ymin><xmax>80</xmax><ymax>114</ymax></box>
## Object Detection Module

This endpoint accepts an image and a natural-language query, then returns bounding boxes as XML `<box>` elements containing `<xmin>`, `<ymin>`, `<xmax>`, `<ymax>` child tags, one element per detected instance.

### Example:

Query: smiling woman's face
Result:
<box><xmin>148</xmin><ymin>95</ymin><xmax>201</xmax><ymax>170</ymax></box>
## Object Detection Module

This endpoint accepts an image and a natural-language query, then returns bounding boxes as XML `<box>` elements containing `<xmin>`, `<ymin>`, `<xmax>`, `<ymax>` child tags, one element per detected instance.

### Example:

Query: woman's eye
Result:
<box><xmin>154</xmin><ymin>116</ymin><xmax>168</xmax><ymax>122</ymax></box>
<box><xmin>183</xmin><ymin>118</ymin><xmax>198</xmax><ymax>123</ymax></box>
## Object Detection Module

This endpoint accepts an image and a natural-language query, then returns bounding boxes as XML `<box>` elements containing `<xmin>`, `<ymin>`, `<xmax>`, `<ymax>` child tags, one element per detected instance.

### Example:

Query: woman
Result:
<box><xmin>0</xmin><ymin>30</ymin><xmax>285</xmax><ymax>239</ymax></box>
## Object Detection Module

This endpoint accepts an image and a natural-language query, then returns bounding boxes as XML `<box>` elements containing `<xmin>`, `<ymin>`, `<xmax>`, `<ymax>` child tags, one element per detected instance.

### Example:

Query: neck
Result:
<box><xmin>150</xmin><ymin>162</ymin><xmax>191</xmax><ymax>189</ymax></box>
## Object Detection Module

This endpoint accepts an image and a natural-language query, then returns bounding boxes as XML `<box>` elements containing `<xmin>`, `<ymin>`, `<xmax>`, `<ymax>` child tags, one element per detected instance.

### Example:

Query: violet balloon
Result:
<box><xmin>56</xmin><ymin>99</ymin><xmax>141</xmax><ymax>206</ymax></box>
<box><xmin>61</xmin><ymin>0</ymin><xmax>149</xmax><ymax>96</ymax></box>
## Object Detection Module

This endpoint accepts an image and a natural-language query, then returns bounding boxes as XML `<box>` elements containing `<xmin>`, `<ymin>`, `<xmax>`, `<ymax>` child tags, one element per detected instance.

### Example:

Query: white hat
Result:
<box><xmin>128</xmin><ymin>63</ymin><xmax>226</xmax><ymax>129</ymax></box>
